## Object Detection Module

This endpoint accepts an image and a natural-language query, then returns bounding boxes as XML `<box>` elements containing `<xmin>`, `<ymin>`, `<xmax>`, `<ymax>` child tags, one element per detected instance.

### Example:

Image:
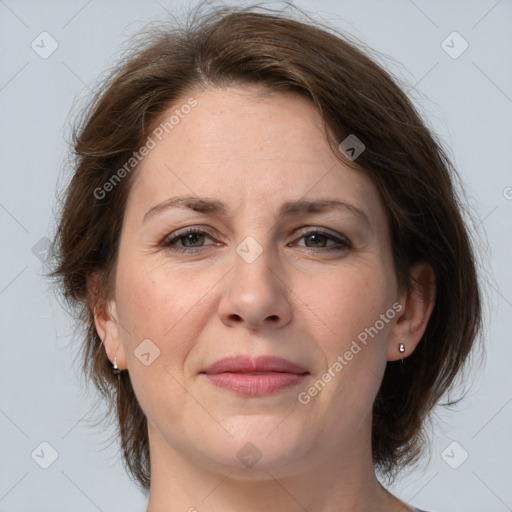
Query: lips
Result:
<box><xmin>200</xmin><ymin>355</ymin><xmax>309</xmax><ymax>396</ymax></box>
<box><xmin>201</xmin><ymin>355</ymin><xmax>308</xmax><ymax>375</ymax></box>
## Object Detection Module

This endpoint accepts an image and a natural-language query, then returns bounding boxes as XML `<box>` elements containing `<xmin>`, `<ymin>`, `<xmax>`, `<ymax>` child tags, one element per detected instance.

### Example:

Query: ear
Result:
<box><xmin>86</xmin><ymin>273</ymin><xmax>127</xmax><ymax>370</ymax></box>
<box><xmin>387</xmin><ymin>262</ymin><xmax>436</xmax><ymax>361</ymax></box>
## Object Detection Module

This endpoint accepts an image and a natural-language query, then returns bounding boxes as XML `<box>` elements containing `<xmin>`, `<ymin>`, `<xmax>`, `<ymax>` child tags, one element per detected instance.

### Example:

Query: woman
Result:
<box><xmin>50</xmin><ymin>3</ymin><xmax>482</xmax><ymax>511</ymax></box>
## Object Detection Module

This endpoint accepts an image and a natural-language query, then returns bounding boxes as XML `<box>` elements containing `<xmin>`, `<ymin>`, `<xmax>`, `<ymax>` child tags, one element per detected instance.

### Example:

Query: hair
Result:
<box><xmin>49</xmin><ymin>1</ymin><xmax>482</xmax><ymax>492</ymax></box>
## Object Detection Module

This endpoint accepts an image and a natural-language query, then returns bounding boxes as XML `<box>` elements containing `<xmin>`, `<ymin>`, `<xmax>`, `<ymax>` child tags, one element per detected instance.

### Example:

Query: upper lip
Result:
<box><xmin>201</xmin><ymin>355</ymin><xmax>309</xmax><ymax>375</ymax></box>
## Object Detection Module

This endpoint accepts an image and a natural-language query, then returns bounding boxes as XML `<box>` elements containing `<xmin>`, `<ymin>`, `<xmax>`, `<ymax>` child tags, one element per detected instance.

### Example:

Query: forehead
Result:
<box><xmin>127</xmin><ymin>86</ymin><xmax>384</xmax><ymax>225</ymax></box>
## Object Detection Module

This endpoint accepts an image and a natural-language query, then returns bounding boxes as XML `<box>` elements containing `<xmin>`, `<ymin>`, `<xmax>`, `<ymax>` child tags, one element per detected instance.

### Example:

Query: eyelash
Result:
<box><xmin>160</xmin><ymin>226</ymin><xmax>352</xmax><ymax>254</ymax></box>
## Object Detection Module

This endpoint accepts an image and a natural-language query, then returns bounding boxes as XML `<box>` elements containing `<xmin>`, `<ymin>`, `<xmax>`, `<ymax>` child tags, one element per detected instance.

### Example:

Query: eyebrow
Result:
<box><xmin>142</xmin><ymin>195</ymin><xmax>371</xmax><ymax>228</ymax></box>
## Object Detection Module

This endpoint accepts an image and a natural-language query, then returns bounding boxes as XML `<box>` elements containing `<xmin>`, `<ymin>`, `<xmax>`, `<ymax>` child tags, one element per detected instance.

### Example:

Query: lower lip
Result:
<box><xmin>203</xmin><ymin>372</ymin><xmax>308</xmax><ymax>396</ymax></box>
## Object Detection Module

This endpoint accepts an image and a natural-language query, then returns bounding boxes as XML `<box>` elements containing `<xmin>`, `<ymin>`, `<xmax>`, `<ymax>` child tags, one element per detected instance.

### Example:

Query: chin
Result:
<box><xmin>197</xmin><ymin>417</ymin><xmax>310</xmax><ymax>477</ymax></box>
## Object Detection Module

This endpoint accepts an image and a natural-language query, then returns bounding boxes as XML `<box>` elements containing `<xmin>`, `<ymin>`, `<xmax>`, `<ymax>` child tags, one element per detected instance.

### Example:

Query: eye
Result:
<box><xmin>293</xmin><ymin>229</ymin><xmax>351</xmax><ymax>252</ymax></box>
<box><xmin>161</xmin><ymin>227</ymin><xmax>217</xmax><ymax>252</ymax></box>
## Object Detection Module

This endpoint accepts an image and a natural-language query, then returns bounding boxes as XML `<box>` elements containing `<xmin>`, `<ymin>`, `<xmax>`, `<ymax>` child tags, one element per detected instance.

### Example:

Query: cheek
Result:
<box><xmin>116</xmin><ymin>258</ymin><xmax>191</xmax><ymax>334</ymax></box>
<box><xmin>113</xmin><ymin>263</ymin><xmax>204</xmax><ymax>419</ymax></box>
<box><xmin>114</xmin><ymin>259</ymin><xmax>218</xmax><ymax>369</ymax></box>
<box><xmin>303</xmin><ymin>263</ymin><xmax>394</xmax><ymax>350</ymax></box>
<box><xmin>301</xmin><ymin>263</ymin><xmax>395</xmax><ymax>410</ymax></box>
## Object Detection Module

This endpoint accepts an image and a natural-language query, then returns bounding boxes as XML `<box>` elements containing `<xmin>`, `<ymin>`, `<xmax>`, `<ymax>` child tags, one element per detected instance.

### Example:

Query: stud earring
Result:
<box><xmin>112</xmin><ymin>356</ymin><xmax>121</xmax><ymax>375</ymax></box>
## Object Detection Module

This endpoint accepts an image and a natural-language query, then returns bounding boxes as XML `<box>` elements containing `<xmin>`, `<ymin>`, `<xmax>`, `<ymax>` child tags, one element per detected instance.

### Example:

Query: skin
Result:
<box><xmin>92</xmin><ymin>85</ymin><xmax>435</xmax><ymax>512</ymax></box>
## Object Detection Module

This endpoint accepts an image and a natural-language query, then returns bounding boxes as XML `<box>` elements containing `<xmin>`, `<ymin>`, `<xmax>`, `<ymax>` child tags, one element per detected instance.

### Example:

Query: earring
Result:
<box><xmin>112</xmin><ymin>356</ymin><xmax>121</xmax><ymax>375</ymax></box>
<box><xmin>398</xmin><ymin>343</ymin><xmax>405</xmax><ymax>364</ymax></box>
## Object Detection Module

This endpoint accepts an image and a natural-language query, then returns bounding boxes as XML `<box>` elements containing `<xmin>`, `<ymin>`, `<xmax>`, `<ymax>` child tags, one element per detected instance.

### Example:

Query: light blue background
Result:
<box><xmin>1</xmin><ymin>1</ymin><xmax>511</xmax><ymax>511</ymax></box>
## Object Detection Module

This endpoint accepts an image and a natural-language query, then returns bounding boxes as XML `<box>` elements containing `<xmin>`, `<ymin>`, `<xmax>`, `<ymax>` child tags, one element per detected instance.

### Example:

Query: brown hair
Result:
<box><xmin>49</xmin><ymin>2</ymin><xmax>482</xmax><ymax>491</ymax></box>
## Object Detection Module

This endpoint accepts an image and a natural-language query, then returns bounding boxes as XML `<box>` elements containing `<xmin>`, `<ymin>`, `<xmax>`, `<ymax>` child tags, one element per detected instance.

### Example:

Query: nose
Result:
<box><xmin>217</xmin><ymin>243</ymin><xmax>293</xmax><ymax>331</ymax></box>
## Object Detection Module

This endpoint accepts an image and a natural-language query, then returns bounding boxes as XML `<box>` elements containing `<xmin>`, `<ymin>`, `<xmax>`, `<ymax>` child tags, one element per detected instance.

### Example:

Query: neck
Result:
<box><xmin>144</xmin><ymin>422</ymin><xmax>411</xmax><ymax>512</ymax></box>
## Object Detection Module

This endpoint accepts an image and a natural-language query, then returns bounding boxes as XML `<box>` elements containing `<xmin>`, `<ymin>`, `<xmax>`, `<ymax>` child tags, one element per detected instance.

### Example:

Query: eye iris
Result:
<box><xmin>306</xmin><ymin>234</ymin><xmax>326</xmax><ymax>247</ymax></box>
<box><xmin>182</xmin><ymin>233</ymin><xmax>204</xmax><ymax>247</ymax></box>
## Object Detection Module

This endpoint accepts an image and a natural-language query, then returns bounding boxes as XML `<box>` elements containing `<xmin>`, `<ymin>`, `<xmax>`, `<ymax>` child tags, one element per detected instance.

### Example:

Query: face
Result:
<box><xmin>101</xmin><ymin>85</ymin><xmax>407</xmax><ymax>479</ymax></box>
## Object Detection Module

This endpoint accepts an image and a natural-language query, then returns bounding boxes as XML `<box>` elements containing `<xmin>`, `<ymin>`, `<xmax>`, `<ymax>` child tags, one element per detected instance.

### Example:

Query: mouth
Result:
<box><xmin>200</xmin><ymin>355</ymin><xmax>309</xmax><ymax>397</ymax></box>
